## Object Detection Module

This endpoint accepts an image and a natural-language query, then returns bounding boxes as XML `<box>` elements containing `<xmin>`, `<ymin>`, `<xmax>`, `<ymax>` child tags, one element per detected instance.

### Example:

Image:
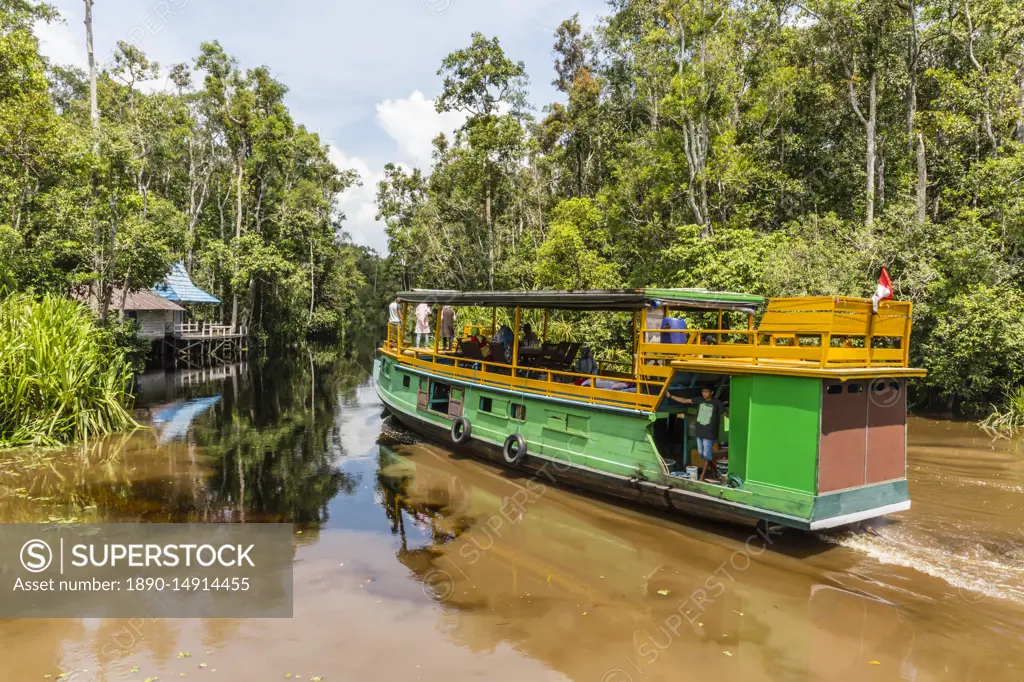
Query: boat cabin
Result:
<box><xmin>376</xmin><ymin>289</ymin><xmax>926</xmax><ymax>530</ymax></box>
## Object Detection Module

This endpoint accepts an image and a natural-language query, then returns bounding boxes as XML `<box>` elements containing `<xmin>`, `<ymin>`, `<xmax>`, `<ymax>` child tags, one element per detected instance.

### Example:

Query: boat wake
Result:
<box><xmin>819</xmin><ymin>521</ymin><xmax>1024</xmax><ymax>606</ymax></box>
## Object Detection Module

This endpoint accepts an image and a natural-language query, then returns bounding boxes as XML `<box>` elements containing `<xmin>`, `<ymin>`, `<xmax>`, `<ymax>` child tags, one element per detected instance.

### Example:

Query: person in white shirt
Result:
<box><xmin>414</xmin><ymin>302</ymin><xmax>431</xmax><ymax>348</ymax></box>
<box><xmin>387</xmin><ymin>297</ymin><xmax>401</xmax><ymax>346</ymax></box>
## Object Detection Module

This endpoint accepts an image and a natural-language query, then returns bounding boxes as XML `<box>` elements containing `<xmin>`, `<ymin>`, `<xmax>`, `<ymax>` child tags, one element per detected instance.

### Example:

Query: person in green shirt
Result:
<box><xmin>669</xmin><ymin>385</ymin><xmax>727</xmax><ymax>481</ymax></box>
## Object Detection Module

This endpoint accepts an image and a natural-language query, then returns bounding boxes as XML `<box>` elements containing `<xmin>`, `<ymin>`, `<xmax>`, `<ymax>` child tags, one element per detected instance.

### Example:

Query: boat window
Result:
<box><xmin>510</xmin><ymin>403</ymin><xmax>527</xmax><ymax>420</ymax></box>
<box><xmin>419</xmin><ymin>377</ymin><xmax>428</xmax><ymax>391</ymax></box>
<box><xmin>872</xmin><ymin>379</ymin><xmax>902</xmax><ymax>394</ymax></box>
<box><xmin>847</xmin><ymin>383</ymin><xmax>863</xmax><ymax>393</ymax></box>
<box><xmin>826</xmin><ymin>384</ymin><xmax>843</xmax><ymax>395</ymax></box>
<box><xmin>479</xmin><ymin>396</ymin><xmax>493</xmax><ymax>412</ymax></box>
<box><xmin>402</xmin><ymin>375</ymin><xmax>411</xmax><ymax>389</ymax></box>
<box><xmin>428</xmin><ymin>381</ymin><xmax>451</xmax><ymax>413</ymax></box>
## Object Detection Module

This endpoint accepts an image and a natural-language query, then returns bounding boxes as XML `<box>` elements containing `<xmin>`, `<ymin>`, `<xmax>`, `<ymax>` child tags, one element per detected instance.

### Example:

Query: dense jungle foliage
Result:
<box><xmin>376</xmin><ymin>0</ymin><xmax>1024</xmax><ymax>414</ymax></box>
<box><xmin>4</xmin><ymin>0</ymin><xmax>1024</xmax><ymax>417</ymax></box>
<box><xmin>1</xmin><ymin>0</ymin><xmax>382</xmax><ymax>347</ymax></box>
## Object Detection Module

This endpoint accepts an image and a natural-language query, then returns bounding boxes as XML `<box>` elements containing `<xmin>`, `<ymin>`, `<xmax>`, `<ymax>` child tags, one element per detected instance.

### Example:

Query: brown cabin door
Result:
<box><xmin>416</xmin><ymin>378</ymin><xmax>429</xmax><ymax>411</ymax></box>
<box><xmin>866</xmin><ymin>378</ymin><xmax>906</xmax><ymax>483</ymax></box>
<box><xmin>819</xmin><ymin>380</ymin><xmax>868</xmax><ymax>492</ymax></box>
<box><xmin>448</xmin><ymin>387</ymin><xmax>464</xmax><ymax>418</ymax></box>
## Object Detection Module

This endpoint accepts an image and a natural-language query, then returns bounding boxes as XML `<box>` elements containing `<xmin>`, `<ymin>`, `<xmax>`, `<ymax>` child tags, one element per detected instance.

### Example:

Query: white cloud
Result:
<box><xmin>375</xmin><ymin>90</ymin><xmax>467</xmax><ymax>169</ymax></box>
<box><xmin>334</xmin><ymin>91</ymin><xmax>467</xmax><ymax>255</ymax></box>
<box><xmin>34</xmin><ymin>7</ymin><xmax>185</xmax><ymax>95</ymax></box>
<box><xmin>35</xmin><ymin>16</ymin><xmax>87</xmax><ymax>69</ymax></box>
<box><xmin>328</xmin><ymin>144</ymin><xmax>388</xmax><ymax>254</ymax></box>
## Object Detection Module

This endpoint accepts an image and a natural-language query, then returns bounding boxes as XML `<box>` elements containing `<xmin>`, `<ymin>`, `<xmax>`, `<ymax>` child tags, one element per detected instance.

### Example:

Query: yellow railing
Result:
<box><xmin>380</xmin><ymin>295</ymin><xmax>918</xmax><ymax>411</ymax></box>
<box><xmin>640</xmin><ymin>297</ymin><xmax>914</xmax><ymax>369</ymax></box>
<box><xmin>379</xmin><ymin>344</ymin><xmax>665</xmax><ymax>411</ymax></box>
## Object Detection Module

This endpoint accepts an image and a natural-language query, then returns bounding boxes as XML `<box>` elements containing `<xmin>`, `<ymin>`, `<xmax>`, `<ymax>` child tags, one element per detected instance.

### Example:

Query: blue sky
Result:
<box><xmin>37</xmin><ymin>0</ymin><xmax>608</xmax><ymax>252</ymax></box>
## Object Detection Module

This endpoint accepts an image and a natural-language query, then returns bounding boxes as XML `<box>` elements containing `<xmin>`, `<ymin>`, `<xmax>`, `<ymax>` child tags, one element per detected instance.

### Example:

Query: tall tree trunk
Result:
<box><xmin>964</xmin><ymin>2</ymin><xmax>997</xmax><ymax>156</ymax></box>
<box><xmin>682</xmin><ymin>117</ymin><xmax>709</xmax><ymax>233</ymax></box>
<box><xmin>1017</xmin><ymin>65</ymin><xmax>1024</xmax><ymax>143</ymax></box>
<box><xmin>230</xmin><ymin>146</ymin><xmax>244</xmax><ymax>330</ymax></box>
<box><xmin>866</xmin><ymin>71</ymin><xmax>877</xmax><ymax>226</ymax></box>
<box><xmin>906</xmin><ymin>1</ymin><xmax>919</xmax><ymax>153</ymax></box>
<box><xmin>485</xmin><ymin>180</ymin><xmax>494</xmax><ymax>289</ymax></box>
<box><xmin>850</xmin><ymin>69</ymin><xmax>879</xmax><ymax>227</ymax></box>
<box><xmin>85</xmin><ymin>0</ymin><xmax>98</xmax><ymax>151</ymax></box>
<box><xmin>916</xmin><ymin>133</ymin><xmax>928</xmax><ymax>223</ymax></box>
<box><xmin>85</xmin><ymin>0</ymin><xmax>111</xmax><ymax>325</ymax></box>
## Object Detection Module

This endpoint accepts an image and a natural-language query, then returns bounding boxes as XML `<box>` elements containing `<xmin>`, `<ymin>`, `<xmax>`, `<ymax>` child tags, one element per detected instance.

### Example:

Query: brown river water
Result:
<box><xmin>1</xmin><ymin>358</ymin><xmax>1022</xmax><ymax>682</ymax></box>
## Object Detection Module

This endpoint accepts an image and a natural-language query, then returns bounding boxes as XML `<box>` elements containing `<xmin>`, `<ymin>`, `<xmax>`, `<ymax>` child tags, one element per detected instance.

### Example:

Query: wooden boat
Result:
<box><xmin>373</xmin><ymin>289</ymin><xmax>926</xmax><ymax>531</ymax></box>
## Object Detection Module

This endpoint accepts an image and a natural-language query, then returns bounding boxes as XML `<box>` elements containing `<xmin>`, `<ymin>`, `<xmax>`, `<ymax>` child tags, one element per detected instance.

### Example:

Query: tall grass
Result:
<box><xmin>0</xmin><ymin>293</ymin><xmax>137</xmax><ymax>448</ymax></box>
<box><xmin>981</xmin><ymin>385</ymin><xmax>1024</xmax><ymax>432</ymax></box>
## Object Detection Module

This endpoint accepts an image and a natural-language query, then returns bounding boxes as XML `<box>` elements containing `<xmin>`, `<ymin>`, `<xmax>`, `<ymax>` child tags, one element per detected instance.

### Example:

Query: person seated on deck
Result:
<box><xmin>474</xmin><ymin>334</ymin><xmax>492</xmax><ymax>361</ymax></box>
<box><xmin>668</xmin><ymin>385</ymin><xmax>728</xmax><ymax>483</ymax></box>
<box><xmin>521</xmin><ymin>323</ymin><xmax>540</xmax><ymax>348</ymax></box>
<box><xmin>493</xmin><ymin>324</ymin><xmax>513</xmax><ymax>345</ymax></box>
<box><xmin>574</xmin><ymin>347</ymin><xmax>598</xmax><ymax>375</ymax></box>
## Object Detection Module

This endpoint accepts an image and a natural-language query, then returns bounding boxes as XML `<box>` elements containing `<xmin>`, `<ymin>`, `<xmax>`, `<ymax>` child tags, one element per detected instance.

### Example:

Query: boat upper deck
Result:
<box><xmin>379</xmin><ymin>289</ymin><xmax>925</xmax><ymax>413</ymax></box>
<box><xmin>640</xmin><ymin>296</ymin><xmax>926</xmax><ymax>379</ymax></box>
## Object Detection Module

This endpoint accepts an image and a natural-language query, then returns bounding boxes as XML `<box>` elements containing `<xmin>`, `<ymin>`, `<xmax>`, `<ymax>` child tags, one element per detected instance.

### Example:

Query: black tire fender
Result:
<box><xmin>502</xmin><ymin>433</ymin><xmax>527</xmax><ymax>466</ymax></box>
<box><xmin>451</xmin><ymin>416</ymin><xmax>472</xmax><ymax>445</ymax></box>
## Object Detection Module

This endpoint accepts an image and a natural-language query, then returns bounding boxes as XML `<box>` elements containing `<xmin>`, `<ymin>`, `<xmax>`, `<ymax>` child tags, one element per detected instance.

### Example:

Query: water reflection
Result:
<box><xmin>0</xmin><ymin>355</ymin><xmax>370</xmax><ymax>525</ymax></box>
<box><xmin>370</xmin><ymin>433</ymin><xmax>1024</xmax><ymax>682</ymax></box>
<box><xmin>151</xmin><ymin>396</ymin><xmax>220</xmax><ymax>443</ymax></box>
<box><xmin>3</xmin><ymin>359</ymin><xmax>1024</xmax><ymax>681</ymax></box>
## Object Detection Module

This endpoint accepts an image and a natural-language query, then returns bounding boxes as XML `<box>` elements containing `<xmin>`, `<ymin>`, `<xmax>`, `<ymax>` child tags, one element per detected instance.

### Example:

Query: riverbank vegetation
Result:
<box><xmin>1</xmin><ymin>1</ymin><xmax>390</xmax><ymax>446</ymax></box>
<box><xmin>0</xmin><ymin>294</ymin><xmax>135</xmax><ymax>448</ymax></box>
<box><xmin>376</xmin><ymin>0</ymin><xmax>1024</xmax><ymax>416</ymax></box>
<box><xmin>1</xmin><ymin>1</ymin><xmax>375</xmax><ymax>347</ymax></box>
<box><xmin>5</xmin><ymin>0</ymin><xmax>1024</xmax><ymax>422</ymax></box>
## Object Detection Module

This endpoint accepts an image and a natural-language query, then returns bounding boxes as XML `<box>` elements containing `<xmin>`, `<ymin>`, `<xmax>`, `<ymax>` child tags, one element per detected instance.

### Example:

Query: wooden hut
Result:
<box><xmin>152</xmin><ymin>263</ymin><xmax>246</xmax><ymax>367</ymax></box>
<box><xmin>114</xmin><ymin>290</ymin><xmax>186</xmax><ymax>339</ymax></box>
<box><xmin>74</xmin><ymin>288</ymin><xmax>185</xmax><ymax>339</ymax></box>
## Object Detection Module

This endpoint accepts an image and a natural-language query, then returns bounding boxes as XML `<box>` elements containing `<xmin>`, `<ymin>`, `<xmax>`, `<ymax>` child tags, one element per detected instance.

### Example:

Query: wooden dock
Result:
<box><xmin>159</xmin><ymin>323</ymin><xmax>248</xmax><ymax>368</ymax></box>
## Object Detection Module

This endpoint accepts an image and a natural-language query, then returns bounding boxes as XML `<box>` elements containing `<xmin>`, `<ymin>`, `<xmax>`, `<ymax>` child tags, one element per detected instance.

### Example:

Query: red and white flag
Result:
<box><xmin>871</xmin><ymin>267</ymin><xmax>893</xmax><ymax>312</ymax></box>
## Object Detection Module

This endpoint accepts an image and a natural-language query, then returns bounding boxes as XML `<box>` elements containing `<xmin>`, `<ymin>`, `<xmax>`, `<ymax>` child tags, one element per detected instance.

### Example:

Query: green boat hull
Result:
<box><xmin>374</xmin><ymin>357</ymin><xmax>910</xmax><ymax>531</ymax></box>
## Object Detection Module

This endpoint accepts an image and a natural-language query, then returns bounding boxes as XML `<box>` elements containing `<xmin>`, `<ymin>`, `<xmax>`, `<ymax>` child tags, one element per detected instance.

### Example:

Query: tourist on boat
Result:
<box><xmin>668</xmin><ymin>386</ymin><xmax>727</xmax><ymax>481</ymax></box>
<box><xmin>388</xmin><ymin>296</ymin><xmax>401</xmax><ymax>343</ymax></box>
<box><xmin>414</xmin><ymin>302</ymin><xmax>431</xmax><ymax>347</ymax></box>
<box><xmin>493</xmin><ymin>324</ymin><xmax>513</xmax><ymax>345</ymax></box>
<box><xmin>440</xmin><ymin>305</ymin><xmax>456</xmax><ymax>350</ymax></box>
<box><xmin>575</xmin><ymin>347</ymin><xmax>598</xmax><ymax>375</ymax></box>
<box><xmin>521</xmin><ymin>323</ymin><xmax>540</xmax><ymax>348</ymax></box>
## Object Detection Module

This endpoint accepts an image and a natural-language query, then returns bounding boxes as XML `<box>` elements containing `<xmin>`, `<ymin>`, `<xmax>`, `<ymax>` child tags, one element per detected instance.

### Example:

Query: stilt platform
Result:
<box><xmin>159</xmin><ymin>324</ymin><xmax>249</xmax><ymax>368</ymax></box>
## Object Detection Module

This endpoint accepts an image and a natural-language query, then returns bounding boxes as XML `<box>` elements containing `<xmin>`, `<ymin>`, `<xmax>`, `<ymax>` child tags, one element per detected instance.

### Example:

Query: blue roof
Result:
<box><xmin>152</xmin><ymin>262</ymin><xmax>220</xmax><ymax>304</ymax></box>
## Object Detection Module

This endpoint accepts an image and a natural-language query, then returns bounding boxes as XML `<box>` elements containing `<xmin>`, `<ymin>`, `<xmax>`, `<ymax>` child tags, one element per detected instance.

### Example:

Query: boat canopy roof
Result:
<box><xmin>397</xmin><ymin>288</ymin><xmax>765</xmax><ymax>314</ymax></box>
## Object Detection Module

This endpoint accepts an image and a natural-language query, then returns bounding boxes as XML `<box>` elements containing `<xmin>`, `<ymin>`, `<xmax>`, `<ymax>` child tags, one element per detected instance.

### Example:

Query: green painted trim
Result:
<box><xmin>375</xmin><ymin>357</ymin><xmax>910</xmax><ymax>529</ymax></box>
<box><xmin>811</xmin><ymin>479</ymin><xmax>910</xmax><ymax>522</ymax></box>
<box><xmin>643</xmin><ymin>288</ymin><xmax>766</xmax><ymax>306</ymax></box>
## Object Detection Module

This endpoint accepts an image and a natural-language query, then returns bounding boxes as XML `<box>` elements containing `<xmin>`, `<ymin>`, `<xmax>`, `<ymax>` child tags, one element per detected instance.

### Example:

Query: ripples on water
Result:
<box><xmin>820</xmin><ymin>418</ymin><xmax>1024</xmax><ymax>607</ymax></box>
<box><xmin>2</xmin><ymin>362</ymin><xmax>1024</xmax><ymax>681</ymax></box>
